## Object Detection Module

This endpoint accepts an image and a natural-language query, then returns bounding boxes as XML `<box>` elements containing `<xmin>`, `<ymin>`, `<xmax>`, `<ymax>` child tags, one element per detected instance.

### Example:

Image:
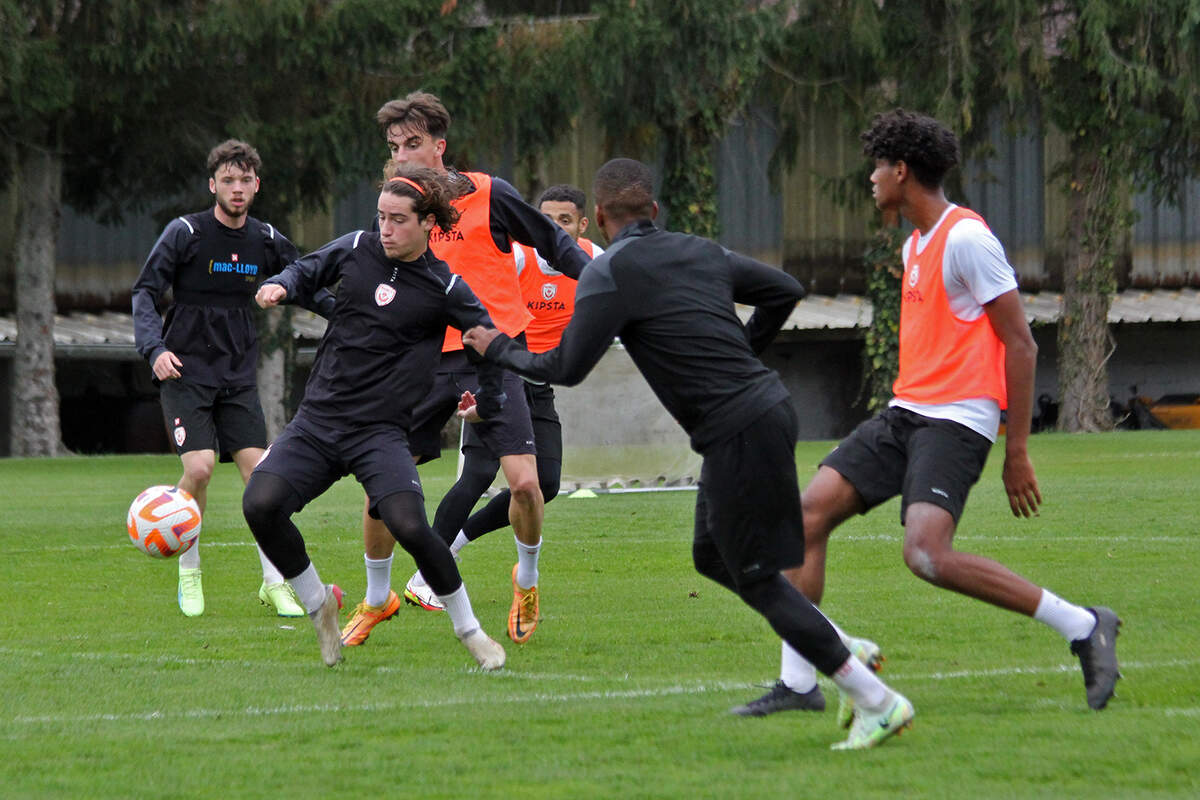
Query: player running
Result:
<box><xmin>464</xmin><ymin>157</ymin><xmax>915</xmax><ymax>750</ymax></box>
<box><xmin>737</xmin><ymin>109</ymin><xmax>1121</xmax><ymax>721</ymax></box>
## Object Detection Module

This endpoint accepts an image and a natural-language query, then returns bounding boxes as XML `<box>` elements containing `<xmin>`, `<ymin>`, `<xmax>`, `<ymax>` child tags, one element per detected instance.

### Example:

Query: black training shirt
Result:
<box><xmin>132</xmin><ymin>209</ymin><xmax>333</xmax><ymax>387</ymax></box>
<box><xmin>483</xmin><ymin>219</ymin><xmax>805</xmax><ymax>451</ymax></box>
<box><xmin>263</xmin><ymin>231</ymin><xmax>505</xmax><ymax>432</ymax></box>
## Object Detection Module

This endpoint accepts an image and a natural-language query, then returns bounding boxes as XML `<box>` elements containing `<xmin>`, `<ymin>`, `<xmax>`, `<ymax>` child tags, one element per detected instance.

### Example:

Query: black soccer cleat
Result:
<box><xmin>731</xmin><ymin>680</ymin><xmax>826</xmax><ymax>717</ymax></box>
<box><xmin>1069</xmin><ymin>606</ymin><xmax>1122</xmax><ymax>710</ymax></box>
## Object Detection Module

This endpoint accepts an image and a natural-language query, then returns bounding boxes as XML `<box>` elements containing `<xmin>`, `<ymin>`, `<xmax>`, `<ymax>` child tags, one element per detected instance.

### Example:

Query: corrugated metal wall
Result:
<box><xmin>4</xmin><ymin>105</ymin><xmax>1196</xmax><ymax>313</ymax></box>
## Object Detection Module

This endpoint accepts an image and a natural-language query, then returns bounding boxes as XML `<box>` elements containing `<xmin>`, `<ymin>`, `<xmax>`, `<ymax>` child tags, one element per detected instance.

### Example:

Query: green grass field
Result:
<box><xmin>2</xmin><ymin>430</ymin><xmax>1198</xmax><ymax>798</ymax></box>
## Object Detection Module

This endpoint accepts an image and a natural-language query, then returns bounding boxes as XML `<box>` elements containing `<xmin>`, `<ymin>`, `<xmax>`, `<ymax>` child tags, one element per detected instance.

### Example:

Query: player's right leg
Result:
<box><xmin>375</xmin><ymin>489</ymin><xmax>504</xmax><ymax>670</ymax></box>
<box><xmin>241</xmin><ymin>438</ymin><xmax>343</xmax><ymax>666</ymax></box>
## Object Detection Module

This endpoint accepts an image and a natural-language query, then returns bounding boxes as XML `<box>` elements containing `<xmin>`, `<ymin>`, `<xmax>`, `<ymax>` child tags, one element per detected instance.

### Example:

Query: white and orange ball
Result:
<box><xmin>126</xmin><ymin>485</ymin><xmax>202</xmax><ymax>558</ymax></box>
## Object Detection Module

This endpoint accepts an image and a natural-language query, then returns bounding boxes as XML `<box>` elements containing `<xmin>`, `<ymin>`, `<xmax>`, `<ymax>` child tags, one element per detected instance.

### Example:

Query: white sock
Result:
<box><xmin>515</xmin><ymin>535</ymin><xmax>541</xmax><ymax>589</ymax></box>
<box><xmin>288</xmin><ymin>563</ymin><xmax>327</xmax><ymax>614</ymax></box>
<box><xmin>178</xmin><ymin>536</ymin><xmax>200</xmax><ymax>569</ymax></box>
<box><xmin>779</xmin><ymin>641</ymin><xmax>819</xmax><ymax>693</ymax></box>
<box><xmin>437</xmin><ymin>583</ymin><xmax>481</xmax><ymax>637</ymax></box>
<box><xmin>830</xmin><ymin>656</ymin><xmax>890</xmax><ymax>713</ymax></box>
<box><xmin>1034</xmin><ymin>589</ymin><xmax>1096</xmax><ymax>642</ymax></box>
<box><xmin>364</xmin><ymin>554</ymin><xmax>393</xmax><ymax>607</ymax></box>
<box><xmin>258</xmin><ymin>545</ymin><xmax>284</xmax><ymax>584</ymax></box>
<box><xmin>449</xmin><ymin>530</ymin><xmax>470</xmax><ymax>558</ymax></box>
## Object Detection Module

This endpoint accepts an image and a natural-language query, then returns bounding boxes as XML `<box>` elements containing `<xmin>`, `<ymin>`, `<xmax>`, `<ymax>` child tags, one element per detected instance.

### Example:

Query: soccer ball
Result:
<box><xmin>126</xmin><ymin>485</ymin><xmax>202</xmax><ymax>558</ymax></box>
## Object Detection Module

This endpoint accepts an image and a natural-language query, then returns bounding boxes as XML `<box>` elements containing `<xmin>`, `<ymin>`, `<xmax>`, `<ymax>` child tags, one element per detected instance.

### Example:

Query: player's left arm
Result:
<box><xmin>727</xmin><ymin>251</ymin><xmax>806</xmax><ymax>354</ymax></box>
<box><xmin>490</xmin><ymin>177</ymin><xmax>591</xmax><ymax>279</ymax></box>
<box><xmin>465</xmin><ymin>260</ymin><xmax>623</xmax><ymax>385</ymax></box>
<box><xmin>985</xmin><ymin>288</ymin><xmax>1042</xmax><ymax>518</ymax></box>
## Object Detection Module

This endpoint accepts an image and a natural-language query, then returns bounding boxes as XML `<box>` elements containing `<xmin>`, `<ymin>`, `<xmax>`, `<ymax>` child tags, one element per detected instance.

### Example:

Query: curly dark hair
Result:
<box><xmin>379</xmin><ymin>164</ymin><xmax>461</xmax><ymax>233</ymax></box>
<box><xmin>206</xmin><ymin>139</ymin><xmax>261</xmax><ymax>177</ymax></box>
<box><xmin>861</xmin><ymin>109</ymin><xmax>959</xmax><ymax>189</ymax></box>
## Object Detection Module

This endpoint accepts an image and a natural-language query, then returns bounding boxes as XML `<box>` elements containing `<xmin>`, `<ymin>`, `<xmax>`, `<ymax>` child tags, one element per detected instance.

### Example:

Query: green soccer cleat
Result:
<box><xmin>259</xmin><ymin>581</ymin><xmax>306</xmax><ymax>617</ymax></box>
<box><xmin>831</xmin><ymin>691</ymin><xmax>914</xmax><ymax>751</ymax></box>
<box><xmin>177</xmin><ymin>567</ymin><xmax>204</xmax><ymax>617</ymax></box>
<box><xmin>836</xmin><ymin>637</ymin><xmax>884</xmax><ymax>729</ymax></box>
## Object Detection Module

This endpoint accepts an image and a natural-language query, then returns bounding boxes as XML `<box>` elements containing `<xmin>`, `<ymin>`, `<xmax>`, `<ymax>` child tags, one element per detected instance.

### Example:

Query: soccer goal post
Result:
<box><xmin>551</xmin><ymin>342</ymin><xmax>700</xmax><ymax>493</ymax></box>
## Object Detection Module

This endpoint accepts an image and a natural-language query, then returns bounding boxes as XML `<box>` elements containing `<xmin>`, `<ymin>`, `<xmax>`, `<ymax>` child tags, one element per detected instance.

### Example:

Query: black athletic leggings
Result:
<box><xmin>243</xmin><ymin>472</ymin><xmax>463</xmax><ymax>595</ymax></box>
<box><xmin>434</xmin><ymin>449</ymin><xmax>561</xmax><ymax>545</ymax></box>
<box><xmin>694</xmin><ymin>554</ymin><xmax>851</xmax><ymax>676</ymax></box>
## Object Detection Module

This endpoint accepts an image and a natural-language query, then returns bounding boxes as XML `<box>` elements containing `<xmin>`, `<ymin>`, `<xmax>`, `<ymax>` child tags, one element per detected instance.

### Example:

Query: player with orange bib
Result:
<box><xmin>733</xmin><ymin>109</ymin><xmax>1121</xmax><ymax>726</ymax></box>
<box><xmin>404</xmin><ymin>185</ymin><xmax>604</xmax><ymax>587</ymax></box>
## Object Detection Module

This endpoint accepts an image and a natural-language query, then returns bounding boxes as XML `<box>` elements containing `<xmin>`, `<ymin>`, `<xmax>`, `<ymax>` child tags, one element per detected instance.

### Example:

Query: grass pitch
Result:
<box><xmin>1</xmin><ymin>430</ymin><xmax>1198</xmax><ymax>798</ymax></box>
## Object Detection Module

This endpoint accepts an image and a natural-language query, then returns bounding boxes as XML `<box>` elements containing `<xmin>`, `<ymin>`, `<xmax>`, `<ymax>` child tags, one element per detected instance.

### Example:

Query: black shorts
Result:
<box><xmin>693</xmin><ymin>400</ymin><xmax>806</xmax><ymax>589</ymax></box>
<box><xmin>409</xmin><ymin>353</ymin><xmax>536</xmax><ymax>464</ymax></box>
<box><xmin>821</xmin><ymin>405</ymin><xmax>992</xmax><ymax>525</ymax></box>
<box><xmin>253</xmin><ymin>417</ymin><xmax>423</xmax><ymax>518</ymax></box>
<box><xmin>159</xmin><ymin>379</ymin><xmax>267</xmax><ymax>462</ymax></box>
<box><xmin>464</xmin><ymin>380</ymin><xmax>561</xmax><ymax>463</ymax></box>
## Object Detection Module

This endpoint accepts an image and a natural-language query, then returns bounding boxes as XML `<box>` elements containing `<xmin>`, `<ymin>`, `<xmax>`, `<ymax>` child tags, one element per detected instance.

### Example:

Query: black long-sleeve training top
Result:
<box><xmin>482</xmin><ymin>218</ymin><xmax>805</xmax><ymax>452</ymax></box>
<box><xmin>132</xmin><ymin>209</ymin><xmax>334</xmax><ymax>387</ymax></box>
<box><xmin>263</xmin><ymin>231</ymin><xmax>505</xmax><ymax>433</ymax></box>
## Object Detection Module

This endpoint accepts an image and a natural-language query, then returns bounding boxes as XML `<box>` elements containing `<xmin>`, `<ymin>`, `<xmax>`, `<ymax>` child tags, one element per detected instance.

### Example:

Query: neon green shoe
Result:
<box><xmin>259</xmin><ymin>581</ymin><xmax>305</xmax><ymax>617</ymax></box>
<box><xmin>836</xmin><ymin>637</ymin><xmax>884</xmax><ymax>728</ymax></box>
<box><xmin>177</xmin><ymin>567</ymin><xmax>204</xmax><ymax>617</ymax></box>
<box><xmin>831</xmin><ymin>691</ymin><xmax>914</xmax><ymax>751</ymax></box>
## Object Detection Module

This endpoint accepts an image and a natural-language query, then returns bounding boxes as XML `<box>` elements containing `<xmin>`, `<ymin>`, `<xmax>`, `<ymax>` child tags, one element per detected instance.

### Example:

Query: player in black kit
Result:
<box><xmin>132</xmin><ymin>139</ymin><xmax>333</xmax><ymax>619</ymax></box>
<box><xmin>242</xmin><ymin>167</ymin><xmax>507</xmax><ymax>670</ymax></box>
<box><xmin>463</xmin><ymin>158</ymin><xmax>914</xmax><ymax>750</ymax></box>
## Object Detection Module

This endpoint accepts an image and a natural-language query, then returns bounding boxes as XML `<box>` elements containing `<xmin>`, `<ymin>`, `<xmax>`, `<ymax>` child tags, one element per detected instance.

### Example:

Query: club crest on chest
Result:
<box><xmin>375</xmin><ymin>284</ymin><xmax>397</xmax><ymax>306</ymax></box>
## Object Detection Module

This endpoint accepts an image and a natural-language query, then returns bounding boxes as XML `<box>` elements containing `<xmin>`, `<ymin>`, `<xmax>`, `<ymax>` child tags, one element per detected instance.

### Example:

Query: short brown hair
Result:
<box><xmin>593</xmin><ymin>158</ymin><xmax>655</xmax><ymax>223</ymax></box>
<box><xmin>380</xmin><ymin>164</ymin><xmax>461</xmax><ymax>233</ymax></box>
<box><xmin>206</xmin><ymin>139</ymin><xmax>261</xmax><ymax>177</ymax></box>
<box><xmin>376</xmin><ymin>91</ymin><xmax>451</xmax><ymax>140</ymax></box>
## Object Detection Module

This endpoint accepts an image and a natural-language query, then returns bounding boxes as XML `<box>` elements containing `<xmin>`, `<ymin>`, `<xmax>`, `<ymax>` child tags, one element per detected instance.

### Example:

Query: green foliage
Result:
<box><xmin>585</xmin><ymin>0</ymin><xmax>782</xmax><ymax>235</ymax></box>
<box><xmin>2</xmin><ymin>433</ymin><xmax>1199</xmax><ymax>796</ymax></box>
<box><xmin>860</xmin><ymin>225</ymin><xmax>905</xmax><ymax>412</ymax></box>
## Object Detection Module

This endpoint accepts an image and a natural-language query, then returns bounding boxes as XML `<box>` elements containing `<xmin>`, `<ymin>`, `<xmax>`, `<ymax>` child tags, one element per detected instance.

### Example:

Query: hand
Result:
<box><xmin>1002</xmin><ymin>450</ymin><xmax>1042</xmax><ymax>518</ymax></box>
<box><xmin>152</xmin><ymin>350</ymin><xmax>183</xmax><ymax>381</ymax></box>
<box><xmin>255</xmin><ymin>283</ymin><xmax>287</xmax><ymax>308</ymax></box>
<box><xmin>455</xmin><ymin>390</ymin><xmax>483</xmax><ymax>423</ymax></box>
<box><xmin>462</xmin><ymin>325</ymin><xmax>500</xmax><ymax>355</ymax></box>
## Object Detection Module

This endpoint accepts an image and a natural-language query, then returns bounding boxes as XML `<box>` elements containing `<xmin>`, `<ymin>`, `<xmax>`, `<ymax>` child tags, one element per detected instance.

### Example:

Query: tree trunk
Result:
<box><xmin>11</xmin><ymin>144</ymin><xmax>64</xmax><ymax>456</ymax></box>
<box><xmin>1056</xmin><ymin>148</ymin><xmax>1118</xmax><ymax>432</ymax></box>
<box><xmin>256</xmin><ymin>304</ymin><xmax>294</xmax><ymax>441</ymax></box>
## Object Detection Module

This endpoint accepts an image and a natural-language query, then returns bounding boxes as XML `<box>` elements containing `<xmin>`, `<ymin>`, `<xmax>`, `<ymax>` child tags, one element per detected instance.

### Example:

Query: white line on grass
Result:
<box><xmin>8</xmin><ymin>658</ymin><xmax>1199</xmax><ymax>726</ymax></box>
<box><xmin>17</xmin><ymin>531</ymin><xmax>1200</xmax><ymax>555</ymax></box>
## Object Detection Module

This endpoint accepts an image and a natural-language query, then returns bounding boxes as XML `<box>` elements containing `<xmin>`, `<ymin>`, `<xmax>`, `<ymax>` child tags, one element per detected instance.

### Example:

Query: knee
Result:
<box><xmin>508</xmin><ymin>472</ymin><xmax>543</xmax><ymax>508</ymax></box>
<box><xmin>242</xmin><ymin>489</ymin><xmax>276</xmax><ymax>532</ymax></box>
<box><xmin>902</xmin><ymin>538</ymin><xmax>941</xmax><ymax>583</ymax></box>
<box><xmin>539</xmin><ymin>479</ymin><xmax>560</xmax><ymax>504</ymax></box>
<box><xmin>183</xmin><ymin>459</ymin><xmax>214</xmax><ymax>488</ymax></box>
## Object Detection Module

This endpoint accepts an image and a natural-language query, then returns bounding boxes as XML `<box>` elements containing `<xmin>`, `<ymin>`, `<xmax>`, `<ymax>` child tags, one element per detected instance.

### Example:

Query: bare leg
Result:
<box><xmin>902</xmin><ymin>501</ymin><xmax>1041</xmax><ymax>614</ymax></box>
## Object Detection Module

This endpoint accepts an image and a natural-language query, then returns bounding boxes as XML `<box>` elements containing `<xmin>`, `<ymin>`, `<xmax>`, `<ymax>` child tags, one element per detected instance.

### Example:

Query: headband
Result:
<box><xmin>387</xmin><ymin>176</ymin><xmax>426</xmax><ymax>195</ymax></box>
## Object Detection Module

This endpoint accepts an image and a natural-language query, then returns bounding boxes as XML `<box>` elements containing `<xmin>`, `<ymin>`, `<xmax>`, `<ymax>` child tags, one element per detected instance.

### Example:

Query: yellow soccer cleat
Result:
<box><xmin>507</xmin><ymin>564</ymin><xmax>539</xmax><ymax>644</ymax></box>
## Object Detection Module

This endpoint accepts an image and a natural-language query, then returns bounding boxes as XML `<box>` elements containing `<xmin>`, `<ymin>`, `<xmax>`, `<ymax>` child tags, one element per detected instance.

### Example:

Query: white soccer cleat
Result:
<box><xmin>404</xmin><ymin>571</ymin><xmax>446</xmax><ymax>611</ymax></box>
<box><xmin>310</xmin><ymin>584</ymin><xmax>345</xmax><ymax>667</ymax></box>
<box><xmin>459</xmin><ymin>628</ymin><xmax>506</xmax><ymax>671</ymax></box>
